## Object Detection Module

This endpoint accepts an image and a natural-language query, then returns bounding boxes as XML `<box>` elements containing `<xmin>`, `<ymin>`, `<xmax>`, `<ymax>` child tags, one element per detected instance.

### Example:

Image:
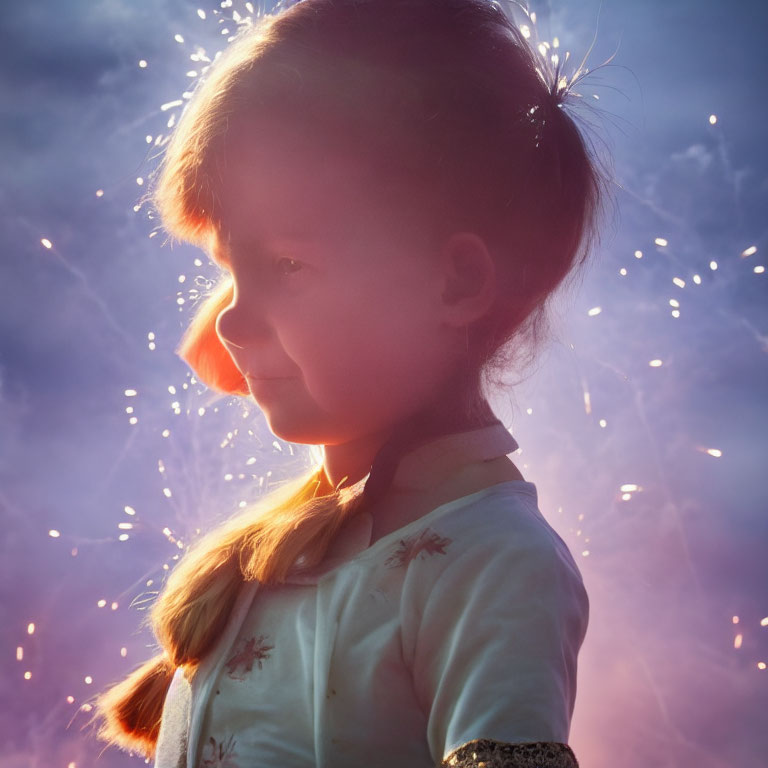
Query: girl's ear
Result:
<box><xmin>437</xmin><ymin>232</ymin><xmax>497</xmax><ymax>327</ymax></box>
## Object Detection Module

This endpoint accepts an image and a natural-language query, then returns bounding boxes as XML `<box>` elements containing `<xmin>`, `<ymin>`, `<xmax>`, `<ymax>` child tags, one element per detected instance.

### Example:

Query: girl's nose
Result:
<box><xmin>215</xmin><ymin>298</ymin><xmax>272</xmax><ymax>351</ymax></box>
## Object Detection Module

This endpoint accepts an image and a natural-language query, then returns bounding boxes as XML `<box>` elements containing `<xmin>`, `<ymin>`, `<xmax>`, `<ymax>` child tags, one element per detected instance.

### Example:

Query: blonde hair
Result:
<box><xmin>93</xmin><ymin>462</ymin><xmax>369</xmax><ymax>759</ymax></box>
<box><xmin>93</xmin><ymin>0</ymin><xmax>608</xmax><ymax>759</ymax></box>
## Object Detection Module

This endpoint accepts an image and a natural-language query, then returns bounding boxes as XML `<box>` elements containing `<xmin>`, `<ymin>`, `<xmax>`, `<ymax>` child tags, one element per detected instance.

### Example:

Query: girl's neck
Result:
<box><xmin>321</xmin><ymin>375</ymin><xmax>494</xmax><ymax>494</ymax></box>
<box><xmin>321</xmin><ymin>427</ymin><xmax>394</xmax><ymax>491</ymax></box>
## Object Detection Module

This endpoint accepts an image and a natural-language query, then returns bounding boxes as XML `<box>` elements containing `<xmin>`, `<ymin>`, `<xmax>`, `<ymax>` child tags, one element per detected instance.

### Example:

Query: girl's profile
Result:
<box><xmin>92</xmin><ymin>0</ymin><xmax>608</xmax><ymax>766</ymax></box>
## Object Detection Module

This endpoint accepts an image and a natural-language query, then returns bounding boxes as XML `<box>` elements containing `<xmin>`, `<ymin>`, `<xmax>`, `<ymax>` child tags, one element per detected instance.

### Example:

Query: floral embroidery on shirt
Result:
<box><xmin>385</xmin><ymin>527</ymin><xmax>452</xmax><ymax>568</ymax></box>
<box><xmin>223</xmin><ymin>634</ymin><xmax>274</xmax><ymax>680</ymax></box>
<box><xmin>199</xmin><ymin>734</ymin><xmax>238</xmax><ymax>768</ymax></box>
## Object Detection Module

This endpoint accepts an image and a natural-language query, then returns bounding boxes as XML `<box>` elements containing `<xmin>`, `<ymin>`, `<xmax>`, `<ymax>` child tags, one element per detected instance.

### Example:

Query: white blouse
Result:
<box><xmin>154</xmin><ymin>424</ymin><xmax>589</xmax><ymax>768</ymax></box>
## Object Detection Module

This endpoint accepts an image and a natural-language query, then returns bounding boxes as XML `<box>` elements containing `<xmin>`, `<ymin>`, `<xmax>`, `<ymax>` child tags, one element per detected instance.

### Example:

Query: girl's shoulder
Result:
<box><xmin>416</xmin><ymin>479</ymin><xmax>560</xmax><ymax>552</ymax></box>
<box><xmin>375</xmin><ymin>479</ymin><xmax>582</xmax><ymax>581</ymax></box>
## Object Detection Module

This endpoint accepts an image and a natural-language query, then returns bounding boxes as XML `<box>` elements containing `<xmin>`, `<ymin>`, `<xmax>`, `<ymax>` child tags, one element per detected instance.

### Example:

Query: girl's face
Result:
<box><xmin>212</xmin><ymin>123</ymin><xmax>460</xmax><ymax>449</ymax></box>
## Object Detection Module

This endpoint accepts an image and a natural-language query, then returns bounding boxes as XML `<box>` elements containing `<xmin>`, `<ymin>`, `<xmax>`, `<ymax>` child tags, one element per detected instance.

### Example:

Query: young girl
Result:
<box><xmin>94</xmin><ymin>0</ymin><xmax>605</xmax><ymax>765</ymax></box>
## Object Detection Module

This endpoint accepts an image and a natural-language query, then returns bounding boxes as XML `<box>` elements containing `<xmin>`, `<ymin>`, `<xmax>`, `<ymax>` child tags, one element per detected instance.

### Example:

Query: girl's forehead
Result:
<box><xmin>213</xmin><ymin>122</ymin><xmax>381</xmax><ymax>241</ymax></box>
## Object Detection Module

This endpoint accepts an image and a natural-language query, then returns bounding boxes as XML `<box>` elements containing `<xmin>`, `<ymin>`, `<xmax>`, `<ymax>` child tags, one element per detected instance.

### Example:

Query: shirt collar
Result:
<box><xmin>285</xmin><ymin>422</ymin><xmax>519</xmax><ymax>584</ymax></box>
<box><xmin>389</xmin><ymin>420</ymin><xmax>519</xmax><ymax>492</ymax></box>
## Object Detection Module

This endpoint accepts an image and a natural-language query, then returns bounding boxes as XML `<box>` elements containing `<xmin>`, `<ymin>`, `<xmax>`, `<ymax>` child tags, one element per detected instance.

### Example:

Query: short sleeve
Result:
<box><xmin>400</xmin><ymin>515</ymin><xmax>589</xmax><ymax>767</ymax></box>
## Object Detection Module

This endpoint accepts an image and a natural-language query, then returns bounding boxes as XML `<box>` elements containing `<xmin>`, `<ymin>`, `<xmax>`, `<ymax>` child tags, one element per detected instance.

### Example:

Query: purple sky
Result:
<box><xmin>1</xmin><ymin>1</ymin><xmax>767</xmax><ymax>766</ymax></box>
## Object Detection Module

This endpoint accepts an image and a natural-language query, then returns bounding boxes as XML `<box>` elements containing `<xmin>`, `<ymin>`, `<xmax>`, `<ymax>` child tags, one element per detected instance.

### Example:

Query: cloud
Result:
<box><xmin>670</xmin><ymin>142</ymin><xmax>713</xmax><ymax>173</ymax></box>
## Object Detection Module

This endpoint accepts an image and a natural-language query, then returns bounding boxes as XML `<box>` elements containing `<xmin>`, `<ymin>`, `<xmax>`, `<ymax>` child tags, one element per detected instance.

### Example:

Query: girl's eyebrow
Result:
<box><xmin>214</xmin><ymin>233</ymin><xmax>322</xmax><ymax>261</ymax></box>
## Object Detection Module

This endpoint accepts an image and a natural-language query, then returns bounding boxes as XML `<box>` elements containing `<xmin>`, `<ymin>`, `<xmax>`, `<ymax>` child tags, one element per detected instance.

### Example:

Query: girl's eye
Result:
<box><xmin>276</xmin><ymin>257</ymin><xmax>303</xmax><ymax>276</ymax></box>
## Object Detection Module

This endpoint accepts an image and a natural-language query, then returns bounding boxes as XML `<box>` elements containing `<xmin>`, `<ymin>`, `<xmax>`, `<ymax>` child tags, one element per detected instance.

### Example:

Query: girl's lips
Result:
<box><xmin>246</xmin><ymin>375</ymin><xmax>295</xmax><ymax>391</ymax></box>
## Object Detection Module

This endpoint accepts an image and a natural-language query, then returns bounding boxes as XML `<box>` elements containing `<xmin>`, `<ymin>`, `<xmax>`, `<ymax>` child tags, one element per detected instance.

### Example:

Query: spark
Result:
<box><xmin>709</xmin><ymin>114</ymin><xmax>717</xmax><ymax>125</ymax></box>
<box><xmin>655</xmin><ymin>237</ymin><xmax>668</xmax><ymax>247</ymax></box>
<box><xmin>587</xmin><ymin>306</ymin><xmax>602</xmax><ymax>316</ymax></box>
<box><xmin>197</xmin><ymin>8</ymin><xmax>206</xmax><ymax>19</ymax></box>
<box><xmin>634</xmin><ymin>250</ymin><xmax>643</xmax><ymax>258</ymax></box>
<box><xmin>27</xmin><ymin>623</ymin><xmax>35</xmax><ymax>635</ymax></box>
<box><xmin>41</xmin><ymin>237</ymin><xmax>52</xmax><ymax>249</ymax></box>
<box><xmin>649</xmin><ymin>359</ymin><xmax>663</xmax><ymax>367</ymax></box>
<box><xmin>741</xmin><ymin>245</ymin><xmax>757</xmax><ymax>257</ymax></box>
<box><xmin>49</xmin><ymin>529</ymin><xmax>60</xmax><ymax>538</ymax></box>
<box><xmin>16</xmin><ymin>647</ymin><xmax>23</xmax><ymax>661</ymax></box>
<box><xmin>124</xmin><ymin>389</ymin><xmax>137</xmax><ymax>397</ymax></box>
<box><xmin>138</xmin><ymin>59</ymin><xmax>148</xmax><ymax>68</ymax></box>
<box><xmin>174</xmin><ymin>33</ymin><xmax>185</xmax><ymax>43</ymax></box>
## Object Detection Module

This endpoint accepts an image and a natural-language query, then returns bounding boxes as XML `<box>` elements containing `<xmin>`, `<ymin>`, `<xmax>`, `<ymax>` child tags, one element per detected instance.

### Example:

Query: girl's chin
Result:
<box><xmin>260</xmin><ymin>407</ymin><xmax>329</xmax><ymax>447</ymax></box>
